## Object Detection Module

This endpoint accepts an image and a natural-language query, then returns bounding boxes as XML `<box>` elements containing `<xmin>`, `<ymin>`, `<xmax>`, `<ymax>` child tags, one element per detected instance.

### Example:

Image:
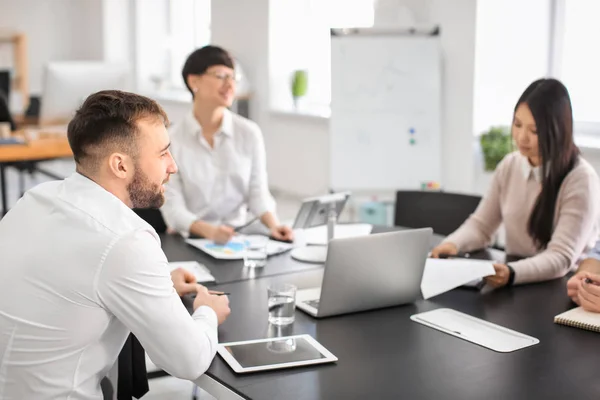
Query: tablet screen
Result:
<box><xmin>223</xmin><ymin>336</ymin><xmax>327</xmax><ymax>368</ymax></box>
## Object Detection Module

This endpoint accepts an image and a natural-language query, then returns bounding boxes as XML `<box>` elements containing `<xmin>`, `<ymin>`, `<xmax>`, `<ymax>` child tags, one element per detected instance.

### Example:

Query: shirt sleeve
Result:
<box><xmin>443</xmin><ymin>156</ymin><xmax>508</xmax><ymax>251</ymax></box>
<box><xmin>510</xmin><ymin>168</ymin><xmax>600</xmax><ymax>284</ymax></box>
<box><xmin>587</xmin><ymin>240</ymin><xmax>600</xmax><ymax>261</ymax></box>
<box><xmin>96</xmin><ymin>230</ymin><xmax>218</xmax><ymax>381</ymax></box>
<box><xmin>246</xmin><ymin>123</ymin><xmax>276</xmax><ymax>218</ymax></box>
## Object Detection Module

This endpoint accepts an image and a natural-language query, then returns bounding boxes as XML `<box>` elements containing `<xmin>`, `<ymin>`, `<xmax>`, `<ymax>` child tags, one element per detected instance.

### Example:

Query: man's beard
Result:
<box><xmin>127</xmin><ymin>166</ymin><xmax>165</xmax><ymax>209</ymax></box>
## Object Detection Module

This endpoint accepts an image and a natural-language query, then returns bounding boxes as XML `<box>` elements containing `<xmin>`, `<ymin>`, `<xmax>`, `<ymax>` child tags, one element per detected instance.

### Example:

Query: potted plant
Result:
<box><xmin>480</xmin><ymin>126</ymin><xmax>513</xmax><ymax>171</ymax></box>
<box><xmin>291</xmin><ymin>70</ymin><xmax>308</xmax><ymax>109</ymax></box>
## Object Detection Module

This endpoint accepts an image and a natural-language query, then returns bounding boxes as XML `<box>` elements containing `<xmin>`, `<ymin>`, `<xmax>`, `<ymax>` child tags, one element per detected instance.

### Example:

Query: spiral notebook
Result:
<box><xmin>554</xmin><ymin>307</ymin><xmax>600</xmax><ymax>333</ymax></box>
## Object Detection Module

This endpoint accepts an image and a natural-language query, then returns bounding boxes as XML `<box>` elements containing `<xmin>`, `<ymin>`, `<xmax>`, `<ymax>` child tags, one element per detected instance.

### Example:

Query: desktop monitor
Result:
<box><xmin>291</xmin><ymin>192</ymin><xmax>351</xmax><ymax>263</ymax></box>
<box><xmin>40</xmin><ymin>61</ymin><xmax>130</xmax><ymax>124</ymax></box>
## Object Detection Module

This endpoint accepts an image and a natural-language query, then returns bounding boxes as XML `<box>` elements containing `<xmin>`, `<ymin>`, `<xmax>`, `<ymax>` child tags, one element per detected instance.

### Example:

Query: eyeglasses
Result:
<box><xmin>204</xmin><ymin>71</ymin><xmax>240</xmax><ymax>83</ymax></box>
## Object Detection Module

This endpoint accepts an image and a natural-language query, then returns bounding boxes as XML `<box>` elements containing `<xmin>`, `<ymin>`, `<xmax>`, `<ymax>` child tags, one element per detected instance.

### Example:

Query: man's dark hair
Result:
<box><xmin>67</xmin><ymin>90</ymin><xmax>169</xmax><ymax>169</ymax></box>
<box><xmin>181</xmin><ymin>45</ymin><xmax>235</xmax><ymax>96</ymax></box>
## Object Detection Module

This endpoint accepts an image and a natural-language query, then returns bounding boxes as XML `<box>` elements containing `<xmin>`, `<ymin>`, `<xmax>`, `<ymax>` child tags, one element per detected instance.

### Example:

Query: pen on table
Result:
<box><xmin>208</xmin><ymin>290</ymin><xmax>230</xmax><ymax>296</ymax></box>
<box><xmin>584</xmin><ymin>278</ymin><xmax>600</xmax><ymax>286</ymax></box>
<box><xmin>438</xmin><ymin>252</ymin><xmax>471</xmax><ymax>259</ymax></box>
<box><xmin>233</xmin><ymin>217</ymin><xmax>259</xmax><ymax>232</ymax></box>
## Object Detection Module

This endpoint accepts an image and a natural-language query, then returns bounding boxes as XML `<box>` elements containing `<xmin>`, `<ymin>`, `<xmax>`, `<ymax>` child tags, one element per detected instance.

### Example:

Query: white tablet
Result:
<box><xmin>217</xmin><ymin>334</ymin><xmax>338</xmax><ymax>373</ymax></box>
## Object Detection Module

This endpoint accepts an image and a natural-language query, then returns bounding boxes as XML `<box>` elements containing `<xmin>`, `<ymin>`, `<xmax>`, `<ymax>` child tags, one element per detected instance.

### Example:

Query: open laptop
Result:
<box><xmin>296</xmin><ymin>228</ymin><xmax>432</xmax><ymax>318</ymax></box>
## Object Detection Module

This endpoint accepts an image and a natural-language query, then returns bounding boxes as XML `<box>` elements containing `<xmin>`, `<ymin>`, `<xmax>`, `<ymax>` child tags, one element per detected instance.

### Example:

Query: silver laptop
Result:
<box><xmin>296</xmin><ymin>228</ymin><xmax>432</xmax><ymax>318</ymax></box>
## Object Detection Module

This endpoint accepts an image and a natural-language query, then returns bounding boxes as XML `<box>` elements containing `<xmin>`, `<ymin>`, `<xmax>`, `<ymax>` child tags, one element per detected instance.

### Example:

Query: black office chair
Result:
<box><xmin>133</xmin><ymin>208</ymin><xmax>167</xmax><ymax>233</ymax></box>
<box><xmin>0</xmin><ymin>89</ymin><xmax>15</xmax><ymax>131</ymax></box>
<box><xmin>394</xmin><ymin>190</ymin><xmax>482</xmax><ymax>236</ymax></box>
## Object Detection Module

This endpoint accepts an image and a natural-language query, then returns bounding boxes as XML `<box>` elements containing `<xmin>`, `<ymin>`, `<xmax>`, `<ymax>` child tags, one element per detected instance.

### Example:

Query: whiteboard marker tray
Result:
<box><xmin>411</xmin><ymin>308</ymin><xmax>539</xmax><ymax>353</ymax></box>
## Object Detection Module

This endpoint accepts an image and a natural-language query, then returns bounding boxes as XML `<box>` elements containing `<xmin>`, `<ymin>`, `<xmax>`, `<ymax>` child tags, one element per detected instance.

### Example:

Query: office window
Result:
<box><xmin>553</xmin><ymin>0</ymin><xmax>600</xmax><ymax>135</ymax></box>
<box><xmin>135</xmin><ymin>0</ymin><xmax>210</xmax><ymax>92</ymax></box>
<box><xmin>269</xmin><ymin>0</ymin><xmax>374</xmax><ymax>113</ymax></box>
<box><xmin>472</xmin><ymin>0</ymin><xmax>550</xmax><ymax>136</ymax></box>
<box><xmin>167</xmin><ymin>0</ymin><xmax>211</xmax><ymax>88</ymax></box>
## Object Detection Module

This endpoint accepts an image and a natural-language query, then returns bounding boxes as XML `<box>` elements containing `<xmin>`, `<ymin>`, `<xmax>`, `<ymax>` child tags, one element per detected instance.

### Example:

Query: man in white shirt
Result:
<box><xmin>0</xmin><ymin>90</ymin><xmax>230</xmax><ymax>399</ymax></box>
<box><xmin>160</xmin><ymin>46</ymin><xmax>294</xmax><ymax>244</ymax></box>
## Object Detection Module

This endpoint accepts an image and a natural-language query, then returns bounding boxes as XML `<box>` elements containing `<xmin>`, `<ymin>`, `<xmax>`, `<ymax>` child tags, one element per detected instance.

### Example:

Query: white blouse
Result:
<box><xmin>161</xmin><ymin>109</ymin><xmax>275</xmax><ymax>235</ymax></box>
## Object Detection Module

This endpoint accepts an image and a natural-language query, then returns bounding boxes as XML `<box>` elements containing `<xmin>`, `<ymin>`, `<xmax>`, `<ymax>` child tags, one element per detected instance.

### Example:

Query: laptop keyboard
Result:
<box><xmin>305</xmin><ymin>299</ymin><xmax>320</xmax><ymax>310</ymax></box>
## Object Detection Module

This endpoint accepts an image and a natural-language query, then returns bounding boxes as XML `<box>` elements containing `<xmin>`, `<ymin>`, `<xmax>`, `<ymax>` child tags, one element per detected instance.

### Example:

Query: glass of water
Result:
<box><xmin>243</xmin><ymin>235</ymin><xmax>269</xmax><ymax>268</ymax></box>
<box><xmin>267</xmin><ymin>283</ymin><xmax>296</xmax><ymax>325</ymax></box>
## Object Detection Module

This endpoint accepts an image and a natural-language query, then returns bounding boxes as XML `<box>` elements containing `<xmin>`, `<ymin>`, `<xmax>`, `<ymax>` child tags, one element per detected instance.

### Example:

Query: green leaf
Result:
<box><xmin>480</xmin><ymin>126</ymin><xmax>513</xmax><ymax>171</ymax></box>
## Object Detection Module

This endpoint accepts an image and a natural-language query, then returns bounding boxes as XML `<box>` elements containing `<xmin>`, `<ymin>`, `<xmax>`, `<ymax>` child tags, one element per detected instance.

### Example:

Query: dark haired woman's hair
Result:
<box><xmin>517</xmin><ymin>78</ymin><xmax>579</xmax><ymax>249</ymax></box>
<box><xmin>181</xmin><ymin>45</ymin><xmax>235</xmax><ymax>96</ymax></box>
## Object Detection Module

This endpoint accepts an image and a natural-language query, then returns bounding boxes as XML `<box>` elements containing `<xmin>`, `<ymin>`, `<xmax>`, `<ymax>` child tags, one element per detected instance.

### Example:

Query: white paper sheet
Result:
<box><xmin>168</xmin><ymin>261</ymin><xmax>216</xmax><ymax>283</ymax></box>
<box><xmin>298</xmin><ymin>223</ymin><xmax>373</xmax><ymax>246</ymax></box>
<box><xmin>420</xmin><ymin>258</ymin><xmax>495</xmax><ymax>300</ymax></box>
<box><xmin>411</xmin><ymin>308</ymin><xmax>540</xmax><ymax>352</ymax></box>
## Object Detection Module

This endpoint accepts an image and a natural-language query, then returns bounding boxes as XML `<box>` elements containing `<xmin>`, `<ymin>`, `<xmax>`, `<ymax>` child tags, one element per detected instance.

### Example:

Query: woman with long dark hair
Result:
<box><xmin>431</xmin><ymin>78</ymin><xmax>600</xmax><ymax>287</ymax></box>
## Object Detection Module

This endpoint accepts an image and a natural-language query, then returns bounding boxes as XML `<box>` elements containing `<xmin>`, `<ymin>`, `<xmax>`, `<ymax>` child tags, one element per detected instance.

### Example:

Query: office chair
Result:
<box><xmin>0</xmin><ymin>89</ymin><xmax>15</xmax><ymax>131</ymax></box>
<box><xmin>133</xmin><ymin>208</ymin><xmax>168</xmax><ymax>233</ymax></box>
<box><xmin>394</xmin><ymin>190</ymin><xmax>482</xmax><ymax>236</ymax></box>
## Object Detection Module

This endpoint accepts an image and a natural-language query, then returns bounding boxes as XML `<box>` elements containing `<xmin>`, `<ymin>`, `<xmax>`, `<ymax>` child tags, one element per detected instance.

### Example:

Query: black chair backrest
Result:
<box><xmin>133</xmin><ymin>208</ymin><xmax>167</xmax><ymax>233</ymax></box>
<box><xmin>394</xmin><ymin>190</ymin><xmax>482</xmax><ymax>236</ymax></box>
<box><xmin>0</xmin><ymin>89</ymin><xmax>15</xmax><ymax>131</ymax></box>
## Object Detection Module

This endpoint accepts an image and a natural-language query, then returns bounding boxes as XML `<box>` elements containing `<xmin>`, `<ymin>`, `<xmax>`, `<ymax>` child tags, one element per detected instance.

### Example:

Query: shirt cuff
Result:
<box><xmin>506</xmin><ymin>264</ymin><xmax>516</xmax><ymax>286</ymax></box>
<box><xmin>192</xmin><ymin>305</ymin><xmax>219</xmax><ymax>329</ymax></box>
<box><xmin>586</xmin><ymin>247</ymin><xmax>600</xmax><ymax>262</ymax></box>
<box><xmin>161</xmin><ymin>208</ymin><xmax>198</xmax><ymax>237</ymax></box>
<box><xmin>249</xmin><ymin>194</ymin><xmax>276</xmax><ymax>221</ymax></box>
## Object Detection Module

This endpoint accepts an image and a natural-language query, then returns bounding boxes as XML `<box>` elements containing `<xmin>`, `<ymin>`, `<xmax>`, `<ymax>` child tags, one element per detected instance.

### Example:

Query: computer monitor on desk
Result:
<box><xmin>40</xmin><ymin>62</ymin><xmax>130</xmax><ymax>124</ymax></box>
<box><xmin>290</xmin><ymin>192</ymin><xmax>350</xmax><ymax>263</ymax></box>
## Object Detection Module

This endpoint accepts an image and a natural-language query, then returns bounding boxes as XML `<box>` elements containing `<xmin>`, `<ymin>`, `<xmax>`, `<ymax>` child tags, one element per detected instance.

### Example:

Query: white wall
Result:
<box><xmin>211</xmin><ymin>0</ymin><xmax>333</xmax><ymax>197</ymax></box>
<box><xmin>428</xmin><ymin>0</ymin><xmax>478</xmax><ymax>193</ymax></box>
<box><xmin>211</xmin><ymin>0</ymin><xmax>269</xmax><ymax>130</ymax></box>
<box><xmin>0</xmin><ymin>0</ymin><xmax>104</xmax><ymax>94</ymax></box>
<box><xmin>102</xmin><ymin>0</ymin><xmax>134</xmax><ymax>66</ymax></box>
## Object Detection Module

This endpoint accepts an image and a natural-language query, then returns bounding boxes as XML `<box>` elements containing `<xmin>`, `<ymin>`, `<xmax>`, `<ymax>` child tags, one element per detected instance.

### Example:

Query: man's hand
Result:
<box><xmin>193</xmin><ymin>286</ymin><xmax>231</xmax><ymax>324</ymax></box>
<box><xmin>270</xmin><ymin>225</ymin><xmax>294</xmax><ymax>242</ymax></box>
<box><xmin>484</xmin><ymin>264</ymin><xmax>511</xmax><ymax>288</ymax></box>
<box><xmin>170</xmin><ymin>268</ymin><xmax>197</xmax><ymax>296</ymax></box>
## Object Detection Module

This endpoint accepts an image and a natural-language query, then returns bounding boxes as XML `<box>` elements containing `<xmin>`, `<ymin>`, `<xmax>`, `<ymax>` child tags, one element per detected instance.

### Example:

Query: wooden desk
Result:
<box><xmin>0</xmin><ymin>130</ymin><xmax>72</xmax><ymax>215</ymax></box>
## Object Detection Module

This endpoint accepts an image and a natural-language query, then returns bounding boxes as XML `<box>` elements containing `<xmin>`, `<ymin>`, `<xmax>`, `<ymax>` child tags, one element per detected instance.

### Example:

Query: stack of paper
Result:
<box><xmin>420</xmin><ymin>258</ymin><xmax>496</xmax><ymax>300</ymax></box>
<box><xmin>168</xmin><ymin>261</ymin><xmax>215</xmax><ymax>283</ymax></box>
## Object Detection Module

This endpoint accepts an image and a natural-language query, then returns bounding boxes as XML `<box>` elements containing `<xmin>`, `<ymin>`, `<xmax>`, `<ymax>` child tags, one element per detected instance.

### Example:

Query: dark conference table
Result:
<box><xmin>163</xmin><ymin>231</ymin><xmax>600</xmax><ymax>399</ymax></box>
<box><xmin>159</xmin><ymin>232</ymin><xmax>324</xmax><ymax>284</ymax></box>
<box><xmin>159</xmin><ymin>225</ymin><xmax>427</xmax><ymax>285</ymax></box>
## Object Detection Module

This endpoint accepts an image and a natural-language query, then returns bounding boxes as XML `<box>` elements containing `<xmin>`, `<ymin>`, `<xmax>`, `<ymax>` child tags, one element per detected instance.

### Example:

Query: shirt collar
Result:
<box><xmin>520</xmin><ymin>153</ymin><xmax>542</xmax><ymax>183</ymax></box>
<box><xmin>61</xmin><ymin>172</ymin><xmax>158</xmax><ymax>237</ymax></box>
<box><xmin>186</xmin><ymin>108</ymin><xmax>234</xmax><ymax>139</ymax></box>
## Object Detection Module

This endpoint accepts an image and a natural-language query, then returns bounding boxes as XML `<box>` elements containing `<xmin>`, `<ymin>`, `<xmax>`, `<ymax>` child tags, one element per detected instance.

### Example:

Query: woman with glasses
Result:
<box><xmin>161</xmin><ymin>46</ymin><xmax>293</xmax><ymax>244</ymax></box>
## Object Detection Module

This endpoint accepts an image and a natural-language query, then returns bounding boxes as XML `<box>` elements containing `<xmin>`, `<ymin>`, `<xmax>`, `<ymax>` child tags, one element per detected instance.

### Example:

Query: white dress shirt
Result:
<box><xmin>161</xmin><ymin>109</ymin><xmax>275</xmax><ymax>235</ymax></box>
<box><xmin>0</xmin><ymin>173</ymin><xmax>218</xmax><ymax>399</ymax></box>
